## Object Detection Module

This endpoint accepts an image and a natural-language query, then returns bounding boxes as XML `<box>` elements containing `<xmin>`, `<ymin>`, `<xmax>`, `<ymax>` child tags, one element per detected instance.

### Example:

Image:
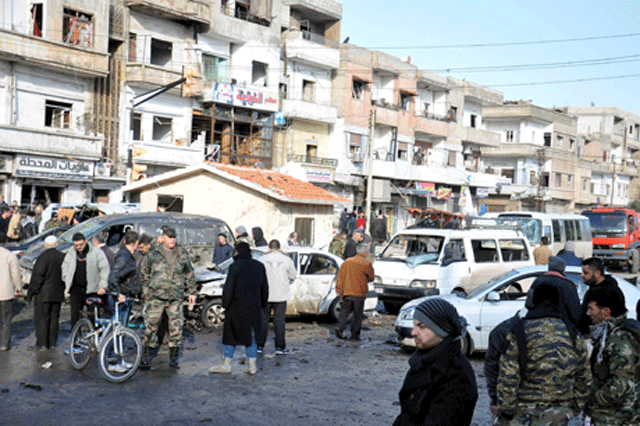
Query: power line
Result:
<box><xmin>367</xmin><ymin>32</ymin><xmax>640</xmax><ymax>50</ymax></box>
<box><xmin>488</xmin><ymin>73</ymin><xmax>640</xmax><ymax>87</ymax></box>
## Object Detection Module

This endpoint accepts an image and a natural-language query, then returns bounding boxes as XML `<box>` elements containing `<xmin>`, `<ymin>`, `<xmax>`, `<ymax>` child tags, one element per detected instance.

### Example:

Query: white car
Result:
<box><xmin>196</xmin><ymin>246</ymin><xmax>378</xmax><ymax>328</ymax></box>
<box><xmin>394</xmin><ymin>265</ymin><xmax>640</xmax><ymax>355</ymax></box>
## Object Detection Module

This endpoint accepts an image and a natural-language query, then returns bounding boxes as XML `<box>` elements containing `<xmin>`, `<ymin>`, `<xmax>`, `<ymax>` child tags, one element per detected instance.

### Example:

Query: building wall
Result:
<box><xmin>136</xmin><ymin>173</ymin><xmax>335</xmax><ymax>248</ymax></box>
<box><xmin>288</xmin><ymin>62</ymin><xmax>333</xmax><ymax>106</ymax></box>
<box><xmin>289</xmin><ymin>120</ymin><xmax>331</xmax><ymax>157</ymax></box>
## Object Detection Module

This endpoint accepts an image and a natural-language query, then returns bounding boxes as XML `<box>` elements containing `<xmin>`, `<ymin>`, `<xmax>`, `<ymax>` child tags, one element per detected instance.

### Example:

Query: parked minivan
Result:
<box><xmin>19</xmin><ymin>212</ymin><xmax>234</xmax><ymax>284</ymax></box>
<box><xmin>373</xmin><ymin>227</ymin><xmax>534</xmax><ymax>311</ymax></box>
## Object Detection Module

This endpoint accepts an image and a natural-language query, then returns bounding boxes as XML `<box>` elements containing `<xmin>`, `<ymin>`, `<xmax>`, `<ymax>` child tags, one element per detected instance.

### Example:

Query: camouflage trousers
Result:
<box><xmin>142</xmin><ymin>298</ymin><xmax>184</xmax><ymax>349</ymax></box>
<box><xmin>509</xmin><ymin>404</ymin><xmax>573</xmax><ymax>426</ymax></box>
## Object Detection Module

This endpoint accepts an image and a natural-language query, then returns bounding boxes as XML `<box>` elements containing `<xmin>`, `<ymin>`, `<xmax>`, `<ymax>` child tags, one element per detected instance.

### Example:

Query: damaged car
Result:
<box><xmin>192</xmin><ymin>246</ymin><xmax>379</xmax><ymax>328</ymax></box>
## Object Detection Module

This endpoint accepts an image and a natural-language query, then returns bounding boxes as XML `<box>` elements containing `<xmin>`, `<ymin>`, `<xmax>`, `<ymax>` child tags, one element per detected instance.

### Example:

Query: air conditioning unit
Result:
<box><xmin>94</xmin><ymin>162</ymin><xmax>112</xmax><ymax>178</ymax></box>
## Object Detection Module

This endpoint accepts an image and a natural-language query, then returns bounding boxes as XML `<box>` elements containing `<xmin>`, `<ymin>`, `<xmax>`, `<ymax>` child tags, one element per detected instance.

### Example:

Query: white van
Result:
<box><xmin>495</xmin><ymin>212</ymin><xmax>592</xmax><ymax>258</ymax></box>
<box><xmin>373</xmin><ymin>227</ymin><xmax>534</xmax><ymax>310</ymax></box>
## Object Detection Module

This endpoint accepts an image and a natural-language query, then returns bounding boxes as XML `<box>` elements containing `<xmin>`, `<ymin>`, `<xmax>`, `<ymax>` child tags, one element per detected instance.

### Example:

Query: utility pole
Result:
<box><xmin>365</xmin><ymin>105</ymin><xmax>375</xmax><ymax>235</ymax></box>
<box><xmin>611</xmin><ymin>154</ymin><xmax>616</xmax><ymax>206</ymax></box>
<box><xmin>536</xmin><ymin>148</ymin><xmax>545</xmax><ymax>212</ymax></box>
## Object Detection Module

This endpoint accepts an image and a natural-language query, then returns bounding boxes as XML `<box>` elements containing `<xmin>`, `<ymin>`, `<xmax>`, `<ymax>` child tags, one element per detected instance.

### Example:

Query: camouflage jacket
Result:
<box><xmin>586</xmin><ymin>314</ymin><xmax>640</xmax><ymax>424</ymax></box>
<box><xmin>140</xmin><ymin>244</ymin><xmax>196</xmax><ymax>301</ymax></box>
<box><xmin>498</xmin><ymin>315</ymin><xmax>592</xmax><ymax>414</ymax></box>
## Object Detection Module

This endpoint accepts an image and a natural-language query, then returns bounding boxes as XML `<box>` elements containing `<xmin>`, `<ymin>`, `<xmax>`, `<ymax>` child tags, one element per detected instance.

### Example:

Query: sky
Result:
<box><xmin>341</xmin><ymin>0</ymin><xmax>640</xmax><ymax>115</ymax></box>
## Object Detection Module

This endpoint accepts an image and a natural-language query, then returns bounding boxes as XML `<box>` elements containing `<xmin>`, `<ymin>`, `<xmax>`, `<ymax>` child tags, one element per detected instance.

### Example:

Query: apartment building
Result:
<box><xmin>565</xmin><ymin>106</ymin><xmax>640</xmax><ymax>208</ymax></box>
<box><xmin>331</xmin><ymin>44</ymin><xmax>505</xmax><ymax>232</ymax></box>
<box><xmin>0</xmin><ymin>0</ymin><xmax>114</xmax><ymax>205</ymax></box>
<box><xmin>482</xmin><ymin>101</ymin><xmax>583</xmax><ymax>213</ymax></box>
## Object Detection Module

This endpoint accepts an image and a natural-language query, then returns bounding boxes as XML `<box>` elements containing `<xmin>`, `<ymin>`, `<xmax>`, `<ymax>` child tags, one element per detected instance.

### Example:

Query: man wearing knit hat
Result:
<box><xmin>393</xmin><ymin>298</ymin><xmax>478</xmax><ymax>426</ymax></box>
<box><xmin>528</xmin><ymin>256</ymin><xmax>581</xmax><ymax>327</ymax></box>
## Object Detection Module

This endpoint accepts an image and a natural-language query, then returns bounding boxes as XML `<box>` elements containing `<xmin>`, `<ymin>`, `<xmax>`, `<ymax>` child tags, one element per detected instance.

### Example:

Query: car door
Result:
<box><xmin>293</xmin><ymin>252</ymin><xmax>338</xmax><ymax>315</ymax></box>
<box><xmin>476</xmin><ymin>273</ymin><xmax>539</xmax><ymax>350</ymax></box>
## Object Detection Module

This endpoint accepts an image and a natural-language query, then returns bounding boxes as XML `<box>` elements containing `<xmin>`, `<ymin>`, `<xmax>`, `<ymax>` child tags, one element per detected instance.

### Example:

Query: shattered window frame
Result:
<box><xmin>63</xmin><ymin>8</ymin><xmax>93</xmax><ymax>48</ymax></box>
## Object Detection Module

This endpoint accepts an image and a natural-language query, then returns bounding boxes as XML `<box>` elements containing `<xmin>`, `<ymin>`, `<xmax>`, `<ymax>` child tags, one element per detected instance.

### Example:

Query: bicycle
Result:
<box><xmin>68</xmin><ymin>294</ymin><xmax>143</xmax><ymax>383</ymax></box>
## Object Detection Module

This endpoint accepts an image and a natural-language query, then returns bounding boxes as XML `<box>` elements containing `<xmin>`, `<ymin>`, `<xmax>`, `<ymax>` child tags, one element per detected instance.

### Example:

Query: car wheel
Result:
<box><xmin>329</xmin><ymin>299</ymin><xmax>354</xmax><ymax>323</ymax></box>
<box><xmin>200</xmin><ymin>299</ymin><xmax>225</xmax><ymax>328</ymax></box>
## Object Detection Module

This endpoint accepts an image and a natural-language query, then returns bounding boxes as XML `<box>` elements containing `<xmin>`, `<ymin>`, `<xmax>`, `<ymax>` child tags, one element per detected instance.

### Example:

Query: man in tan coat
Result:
<box><xmin>0</xmin><ymin>246</ymin><xmax>22</xmax><ymax>350</ymax></box>
<box><xmin>334</xmin><ymin>244</ymin><xmax>374</xmax><ymax>341</ymax></box>
<box><xmin>533</xmin><ymin>236</ymin><xmax>552</xmax><ymax>265</ymax></box>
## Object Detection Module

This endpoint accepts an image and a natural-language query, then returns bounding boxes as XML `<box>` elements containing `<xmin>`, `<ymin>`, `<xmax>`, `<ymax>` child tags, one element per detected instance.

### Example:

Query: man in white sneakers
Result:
<box><xmin>257</xmin><ymin>239</ymin><xmax>296</xmax><ymax>355</ymax></box>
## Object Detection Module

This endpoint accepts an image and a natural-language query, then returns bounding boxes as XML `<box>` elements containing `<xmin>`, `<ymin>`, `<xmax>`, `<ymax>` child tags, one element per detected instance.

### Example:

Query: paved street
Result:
<box><xmin>0</xmin><ymin>301</ymin><xmax>494</xmax><ymax>426</ymax></box>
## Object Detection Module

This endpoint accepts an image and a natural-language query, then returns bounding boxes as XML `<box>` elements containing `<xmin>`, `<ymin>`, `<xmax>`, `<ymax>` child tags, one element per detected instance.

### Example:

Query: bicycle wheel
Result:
<box><xmin>69</xmin><ymin>318</ymin><xmax>94</xmax><ymax>370</ymax></box>
<box><xmin>98</xmin><ymin>328</ymin><xmax>142</xmax><ymax>383</ymax></box>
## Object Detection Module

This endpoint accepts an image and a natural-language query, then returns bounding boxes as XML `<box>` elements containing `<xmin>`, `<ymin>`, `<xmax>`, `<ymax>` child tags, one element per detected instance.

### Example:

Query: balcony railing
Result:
<box><xmin>300</xmin><ymin>30</ymin><xmax>339</xmax><ymax>48</ymax></box>
<box><xmin>414</xmin><ymin>110</ymin><xmax>453</xmax><ymax>123</ymax></box>
<box><xmin>220</xmin><ymin>3</ymin><xmax>271</xmax><ymax>27</ymax></box>
<box><xmin>287</xmin><ymin>154</ymin><xmax>338</xmax><ymax>167</ymax></box>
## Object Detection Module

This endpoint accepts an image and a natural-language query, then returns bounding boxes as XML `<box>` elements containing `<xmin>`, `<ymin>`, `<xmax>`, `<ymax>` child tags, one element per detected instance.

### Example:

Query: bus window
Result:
<box><xmin>574</xmin><ymin>220</ymin><xmax>582</xmax><ymax>240</ymax></box>
<box><xmin>565</xmin><ymin>220</ymin><xmax>575</xmax><ymax>241</ymax></box>
<box><xmin>552</xmin><ymin>220</ymin><xmax>562</xmax><ymax>244</ymax></box>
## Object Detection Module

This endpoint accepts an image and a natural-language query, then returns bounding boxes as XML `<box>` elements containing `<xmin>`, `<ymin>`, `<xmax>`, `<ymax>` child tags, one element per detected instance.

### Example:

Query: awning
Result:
<box><xmin>400</xmin><ymin>88</ymin><xmax>418</xmax><ymax>96</ymax></box>
<box><xmin>353</xmin><ymin>75</ymin><xmax>372</xmax><ymax>83</ymax></box>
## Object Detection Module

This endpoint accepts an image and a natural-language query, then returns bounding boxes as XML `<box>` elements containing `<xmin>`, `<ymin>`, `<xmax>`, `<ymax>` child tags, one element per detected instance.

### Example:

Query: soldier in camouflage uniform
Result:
<box><xmin>584</xmin><ymin>285</ymin><xmax>640</xmax><ymax>426</ymax></box>
<box><xmin>497</xmin><ymin>283</ymin><xmax>592</xmax><ymax>426</ymax></box>
<box><xmin>139</xmin><ymin>227</ymin><xmax>196</xmax><ymax>369</ymax></box>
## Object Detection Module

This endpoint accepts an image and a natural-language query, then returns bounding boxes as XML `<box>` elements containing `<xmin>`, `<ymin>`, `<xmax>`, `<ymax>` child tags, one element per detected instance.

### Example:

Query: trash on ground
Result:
<box><xmin>19</xmin><ymin>382</ymin><xmax>42</xmax><ymax>391</ymax></box>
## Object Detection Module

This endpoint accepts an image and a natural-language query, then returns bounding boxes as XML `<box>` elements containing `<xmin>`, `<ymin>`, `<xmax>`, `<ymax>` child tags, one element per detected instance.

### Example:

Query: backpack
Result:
<box><xmin>329</xmin><ymin>237</ymin><xmax>346</xmax><ymax>258</ymax></box>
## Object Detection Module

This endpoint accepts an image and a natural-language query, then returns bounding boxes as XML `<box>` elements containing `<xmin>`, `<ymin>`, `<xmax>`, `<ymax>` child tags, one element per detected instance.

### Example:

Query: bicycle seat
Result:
<box><xmin>86</xmin><ymin>297</ymin><xmax>104</xmax><ymax>306</ymax></box>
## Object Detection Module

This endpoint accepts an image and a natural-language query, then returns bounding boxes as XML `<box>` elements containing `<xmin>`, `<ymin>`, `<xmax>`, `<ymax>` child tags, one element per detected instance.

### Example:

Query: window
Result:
<box><xmin>442</xmin><ymin>239</ymin><xmax>466</xmax><ymax>265</ymax></box>
<box><xmin>63</xmin><ymin>9</ymin><xmax>93</xmax><ymax>47</ymax></box>
<box><xmin>400</xmin><ymin>93</ymin><xmax>411</xmax><ymax>112</ymax></box>
<box><xmin>470</xmin><ymin>114</ymin><xmax>477</xmax><ymax>128</ymax></box>
<box><xmin>552</xmin><ymin>220</ymin><xmax>562</xmax><ymax>244</ymax></box>
<box><xmin>302</xmin><ymin>80</ymin><xmax>315</xmax><ymax>102</ymax></box>
<box><xmin>128</xmin><ymin>33</ymin><xmax>137</xmax><ymax>61</ymax></box>
<box><xmin>556</xmin><ymin>135</ymin><xmax>563</xmax><ymax>148</ymax></box>
<box><xmin>306</xmin><ymin>144</ymin><xmax>317</xmax><ymax>159</ymax></box>
<box><xmin>506</xmin><ymin>130</ymin><xmax>514</xmax><ymax>142</ymax></box>
<box><xmin>152</xmin><ymin>116</ymin><xmax>173</xmax><ymax>143</ymax></box>
<box><xmin>203</xmin><ymin>54</ymin><xmax>229</xmax><ymax>83</ymax></box>
<box><xmin>583</xmin><ymin>178</ymin><xmax>588</xmax><ymax>191</ymax></box>
<box><xmin>132</xmin><ymin>112</ymin><xmax>142</xmax><ymax>140</ymax></box>
<box><xmin>448</xmin><ymin>150</ymin><xmax>456</xmax><ymax>167</ymax></box>
<box><xmin>397</xmin><ymin>142</ymin><xmax>408</xmax><ymax>161</ymax></box>
<box><xmin>544</xmin><ymin>132</ymin><xmax>551</xmax><ymax>147</ymax></box>
<box><xmin>30</xmin><ymin>4</ymin><xmax>43</xmax><ymax>37</ymax></box>
<box><xmin>555</xmin><ymin>173</ymin><xmax>562</xmax><ymax>187</ymax></box>
<box><xmin>301</xmin><ymin>254</ymin><xmax>337</xmax><ymax>275</ymax></box>
<box><xmin>471</xmin><ymin>239</ymin><xmax>498</xmax><ymax>263</ymax></box>
<box><xmin>349</xmin><ymin>133</ymin><xmax>362</xmax><ymax>162</ymax></box>
<box><xmin>45</xmin><ymin>100</ymin><xmax>72</xmax><ymax>129</ymax></box>
<box><xmin>294</xmin><ymin>217</ymin><xmax>313</xmax><ymax>246</ymax></box>
<box><xmin>352</xmin><ymin>79</ymin><xmax>365</xmax><ymax>99</ymax></box>
<box><xmin>501</xmin><ymin>169</ymin><xmax>514</xmax><ymax>180</ymax></box>
<box><xmin>564</xmin><ymin>220</ymin><xmax>575</xmax><ymax>241</ymax></box>
<box><xmin>569</xmin><ymin>138</ymin><xmax>575</xmax><ymax>150</ymax></box>
<box><xmin>150</xmin><ymin>38</ymin><xmax>172</xmax><ymax>67</ymax></box>
<box><xmin>499</xmin><ymin>239</ymin><xmax>529</xmax><ymax>262</ymax></box>
<box><xmin>541</xmin><ymin>172</ymin><xmax>549</xmax><ymax>188</ymax></box>
<box><xmin>252</xmin><ymin>61</ymin><xmax>268</xmax><ymax>87</ymax></box>
<box><xmin>568</xmin><ymin>174</ymin><xmax>573</xmax><ymax>189</ymax></box>
<box><xmin>157</xmin><ymin>195</ymin><xmax>183</xmax><ymax>212</ymax></box>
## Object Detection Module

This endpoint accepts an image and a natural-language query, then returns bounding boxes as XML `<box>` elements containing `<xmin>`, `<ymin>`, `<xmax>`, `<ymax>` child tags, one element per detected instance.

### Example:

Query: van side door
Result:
<box><xmin>468</xmin><ymin>238</ymin><xmax>501</xmax><ymax>291</ymax></box>
<box><xmin>440</xmin><ymin>238</ymin><xmax>471</xmax><ymax>292</ymax></box>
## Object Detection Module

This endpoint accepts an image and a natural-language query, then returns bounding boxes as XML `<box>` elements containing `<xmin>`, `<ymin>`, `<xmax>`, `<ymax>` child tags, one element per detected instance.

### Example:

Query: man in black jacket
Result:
<box><xmin>579</xmin><ymin>257</ymin><xmax>625</xmax><ymax>334</ymax></box>
<box><xmin>108</xmin><ymin>230</ymin><xmax>140</xmax><ymax>325</ymax></box>
<box><xmin>27</xmin><ymin>235</ymin><xmax>65</xmax><ymax>350</ymax></box>
<box><xmin>394</xmin><ymin>298</ymin><xmax>477</xmax><ymax>426</ymax></box>
<box><xmin>343</xmin><ymin>230</ymin><xmax>364</xmax><ymax>259</ymax></box>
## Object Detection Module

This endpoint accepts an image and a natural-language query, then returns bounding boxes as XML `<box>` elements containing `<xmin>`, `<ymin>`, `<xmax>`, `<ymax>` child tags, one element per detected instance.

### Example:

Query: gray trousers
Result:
<box><xmin>0</xmin><ymin>300</ymin><xmax>13</xmax><ymax>349</ymax></box>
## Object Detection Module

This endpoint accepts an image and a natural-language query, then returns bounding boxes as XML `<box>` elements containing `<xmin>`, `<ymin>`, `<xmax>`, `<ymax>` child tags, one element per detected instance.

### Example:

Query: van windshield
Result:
<box><xmin>380</xmin><ymin>234</ymin><xmax>443</xmax><ymax>266</ymax></box>
<box><xmin>57</xmin><ymin>220</ymin><xmax>105</xmax><ymax>245</ymax></box>
<box><xmin>496</xmin><ymin>216</ymin><xmax>543</xmax><ymax>246</ymax></box>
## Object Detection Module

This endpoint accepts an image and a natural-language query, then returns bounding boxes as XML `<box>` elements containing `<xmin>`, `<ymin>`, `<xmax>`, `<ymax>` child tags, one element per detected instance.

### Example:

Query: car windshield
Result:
<box><xmin>583</xmin><ymin>212</ymin><xmax>627</xmax><ymax>234</ymax></box>
<box><xmin>57</xmin><ymin>220</ymin><xmax>105</xmax><ymax>245</ymax></box>
<box><xmin>380</xmin><ymin>234</ymin><xmax>443</xmax><ymax>266</ymax></box>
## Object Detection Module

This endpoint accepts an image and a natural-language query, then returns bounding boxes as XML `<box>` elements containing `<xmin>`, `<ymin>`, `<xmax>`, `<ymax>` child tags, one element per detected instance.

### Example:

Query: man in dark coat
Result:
<box><xmin>579</xmin><ymin>257</ymin><xmax>625</xmax><ymax>334</ymax></box>
<box><xmin>556</xmin><ymin>241</ymin><xmax>582</xmax><ymax>267</ymax></box>
<box><xmin>212</xmin><ymin>233</ymin><xmax>234</xmax><ymax>265</ymax></box>
<box><xmin>27</xmin><ymin>236</ymin><xmax>65</xmax><ymax>350</ymax></box>
<box><xmin>209</xmin><ymin>242</ymin><xmax>268</xmax><ymax>375</ymax></box>
<box><xmin>370</xmin><ymin>210</ymin><xmax>388</xmax><ymax>244</ymax></box>
<box><xmin>343</xmin><ymin>230</ymin><xmax>364</xmax><ymax>259</ymax></box>
<box><xmin>529</xmin><ymin>256</ymin><xmax>581</xmax><ymax>326</ymax></box>
<box><xmin>394</xmin><ymin>298</ymin><xmax>478</xmax><ymax>426</ymax></box>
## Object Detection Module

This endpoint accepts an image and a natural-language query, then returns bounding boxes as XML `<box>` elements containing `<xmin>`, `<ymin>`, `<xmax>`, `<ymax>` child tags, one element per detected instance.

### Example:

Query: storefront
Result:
<box><xmin>12</xmin><ymin>154</ymin><xmax>95</xmax><ymax>205</ymax></box>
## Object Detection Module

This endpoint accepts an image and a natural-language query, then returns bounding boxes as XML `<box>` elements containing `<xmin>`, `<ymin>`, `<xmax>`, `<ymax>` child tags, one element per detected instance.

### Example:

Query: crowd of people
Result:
<box><xmin>0</xmin><ymin>196</ymin><xmax>43</xmax><ymax>244</ymax></box>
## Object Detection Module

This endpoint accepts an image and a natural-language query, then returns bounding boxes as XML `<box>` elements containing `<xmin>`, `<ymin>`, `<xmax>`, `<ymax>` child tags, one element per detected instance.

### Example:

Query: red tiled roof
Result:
<box><xmin>209</xmin><ymin>163</ymin><xmax>349</xmax><ymax>204</ymax></box>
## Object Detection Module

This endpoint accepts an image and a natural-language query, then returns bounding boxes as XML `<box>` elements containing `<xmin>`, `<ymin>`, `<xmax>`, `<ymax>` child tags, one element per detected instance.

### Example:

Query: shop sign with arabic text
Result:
<box><xmin>15</xmin><ymin>155</ymin><xmax>94</xmax><ymax>182</ymax></box>
<box><xmin>211</xmin><ymin>83</ymin><xmax>278</xmax><ymax>112</ymax></box>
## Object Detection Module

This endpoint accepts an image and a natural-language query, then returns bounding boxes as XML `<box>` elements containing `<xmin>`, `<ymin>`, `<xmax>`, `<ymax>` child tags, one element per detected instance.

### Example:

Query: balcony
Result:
<box><xmin>374</xmin><ymin>101</ymin><xmax>400</xmax><ymax>127</ymax></box>
<box><xmin>0</xmin><ymin>28</ymin><xmax>109</xmax><ymax>77</ymax></box>
<box><xmin>131</xmin><ymin>141</ymin><xmax>203</xmax><ymax>167</ymax></box>
<box><xmin>282</xmin><ymin>99</ymin><xmax>337</xmax><ymax>124</ymax></box>
<box><xmin>284</xmin><ymin>0</ymin><xmax>342</xmax><ymax>20</ymax></box>
<box><xmin>0</xmin><ymin>125</ymin><xmax>102</xmax><ymax>160</ymax></box>
<box><xmin>460</xmin><ymin>126</ymin><xmax>500</xmax><ymax>148</ymax></box>
<box><xmin>283</xmin><ymin>30</ymin><xmax>339</xmax><ymax>69</ymax></box>
<box><xmin>125</xmin><ymin>63</ymin><xmax>183</xmax><ymax>90</ymax></box>
<box><xmin>287</xmin><ymin>154</ymin><xmax>338</xmax><ymax>167</ymax></box>
<box><xmin>414</xmin><ymin>113</ymin><xmax>450</xmax><ymax>137</ymax></box>
<box><xmin>124</xmin><ymin>0</ymin><xmax>211</xmax><ymax>25</ymax></box>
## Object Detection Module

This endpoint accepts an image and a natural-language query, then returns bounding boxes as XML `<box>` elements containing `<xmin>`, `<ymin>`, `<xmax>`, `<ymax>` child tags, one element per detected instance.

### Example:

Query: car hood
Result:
<box><xmin>194</xmin><ymin>265</ymin><xmax>226</xmax><ymax>284</ymax></box>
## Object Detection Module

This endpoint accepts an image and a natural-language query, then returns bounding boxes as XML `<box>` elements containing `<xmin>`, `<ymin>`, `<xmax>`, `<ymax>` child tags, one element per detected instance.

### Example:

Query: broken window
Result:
<box><xmin>152</xmin><ymin>116</ymin><xmax>173</xmax><ymax>143</ymax></box>
<box><xmin>352</xmin><ymin>79</ymin><xmax>365</xmax><ymax>99</ymax></box>
<box><xmin>45</xmin><ymin>100</ymin><xmax>72</xmax><ymax>129</ymax></box>
<box><xmin>203</xmin><ymin>54</ymin><xmax>229</xmax><ymax>83</ymax></box>
<box><xmin>63</xmin><ymin>9</ymin><xmax>93</xmax><ymax>48</ymax></box>
<box><xmin>128</xmin><ymin>33</ymin><xmax>137</xmax><ymax>61</ymax></box>
<box><xmin>252</xmin><ymin>61</ymin><xmax>268</xmax><ymax>87</ymax></box>
<box><xmin>302</xmin><ymin>80</ymin><xmax>315</xmax><ymax>102</ymax></box>
<box><xmin>30</xmin><ymin>3</ymin><xmax>43</xmax><ymax>37</ymax></box>
<box><xmin>157</xmin><ymin>195</ymin><xmax>183</xmax><ymax>213</ymax></box>
<box><xmin>150</xmin><ymin>38</ymin><xmax>172</xmax><ymax>67</ymax></box>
